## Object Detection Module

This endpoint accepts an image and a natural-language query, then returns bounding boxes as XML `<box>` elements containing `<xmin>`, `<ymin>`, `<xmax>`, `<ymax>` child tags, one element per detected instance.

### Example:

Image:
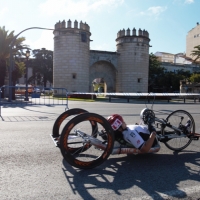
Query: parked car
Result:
<box><xmin>33</xmin><ymin>87</ymin><xmax>41</xmax><ymax>93</ymax></box>
<box><xmin>42</xmin><ymin>87</ymin><xmax>53</xmax><ymax>94</ymax></box>
<box><xmin>15</xmin><ymin>84</ymin><xmax>33</xmax><ymax>95</ymax></box>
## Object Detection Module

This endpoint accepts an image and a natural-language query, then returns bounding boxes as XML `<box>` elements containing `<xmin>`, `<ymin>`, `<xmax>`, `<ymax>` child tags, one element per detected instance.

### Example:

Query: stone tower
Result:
<box><xmin>116</xmin><ymin>28</ymin><xmax>150</xmax><ymax>93</ymax></box>
<box><xmin>53</xmin><ymin>19</ymin><xmax>91</xmax><ymax>93</ymax></box>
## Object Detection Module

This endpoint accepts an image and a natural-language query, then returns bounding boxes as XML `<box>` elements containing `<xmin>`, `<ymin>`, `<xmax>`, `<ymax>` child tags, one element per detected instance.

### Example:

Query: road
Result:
<box><xmin>1</xmin><ymin>100</ymin><xmax>200</xmax><ymax>200</ymax></box>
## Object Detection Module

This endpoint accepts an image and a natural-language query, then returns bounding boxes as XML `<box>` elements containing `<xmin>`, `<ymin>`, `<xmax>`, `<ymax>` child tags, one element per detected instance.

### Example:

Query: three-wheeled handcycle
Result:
<box><xmin>51</xmin><ymin>105</ymin><xmax>200</xmax><ymax>169</ymax></box>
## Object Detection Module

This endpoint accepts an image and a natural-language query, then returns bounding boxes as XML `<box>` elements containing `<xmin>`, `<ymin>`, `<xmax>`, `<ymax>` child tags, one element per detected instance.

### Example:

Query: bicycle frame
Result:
<box><xmin>154</xmin><ymin>117</ymin><xmax>200</xmax><ymax>141</ymax></box>
<box><xmin>66</xmin><ymin>108</ymin><xmax>200</xmax><ymax>156</ymax></box>
<box><xmin>50</xmin><ymin>96</ymin><xmax>200</xmax><ymax>170</ymax></box>
<box><xmin>74</xmin><ymin>130</ymin><xmax>160</xmax><ymax>155</ymax></box>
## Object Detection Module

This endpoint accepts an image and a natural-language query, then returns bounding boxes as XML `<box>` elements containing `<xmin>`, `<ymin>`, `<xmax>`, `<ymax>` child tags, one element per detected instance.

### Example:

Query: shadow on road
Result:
<box><xmin>0</xmin><ymin>105</ymin><xmax>66</xmax><ymax>122</ymax></box>
<box><xmin>1</xmin><ymin>115</ymin><xmax>58</xmax><ymax>122</ymax></box>
<box><xmin>62</xmin><ymin>151</ymin><xmax>200</xmax><ymax>199</ymax></box>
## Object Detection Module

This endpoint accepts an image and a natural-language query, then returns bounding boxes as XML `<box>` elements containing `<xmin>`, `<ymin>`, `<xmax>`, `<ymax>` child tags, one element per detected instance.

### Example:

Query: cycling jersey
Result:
<box><xmin>122</xmin><ymin>125</ymin><xmax>150</xmax><ymax>149</ymax></box>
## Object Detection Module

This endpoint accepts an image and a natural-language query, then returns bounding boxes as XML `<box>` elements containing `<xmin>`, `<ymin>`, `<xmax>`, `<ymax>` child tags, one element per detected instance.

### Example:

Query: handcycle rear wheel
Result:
<box><xmin>60</xmin><ymin>113</ymin><xmax>114</xmax><ymax>169</ymax></box>
<box><xmin>163</xmin><ymin>110</ymin><xmax>195</xmax><ymax>151</ymax></box>
<box><xmin>52</xmin><ymin>108</ymin><xmax>88</xmax><ymax>138</ymax></box>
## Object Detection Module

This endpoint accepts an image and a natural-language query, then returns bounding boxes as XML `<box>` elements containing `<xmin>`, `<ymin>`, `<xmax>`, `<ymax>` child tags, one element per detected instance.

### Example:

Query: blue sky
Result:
<box><xmin>0</xmin><ymin>0</ymin><xmax>199</xmax><ymax>54</ymax></box>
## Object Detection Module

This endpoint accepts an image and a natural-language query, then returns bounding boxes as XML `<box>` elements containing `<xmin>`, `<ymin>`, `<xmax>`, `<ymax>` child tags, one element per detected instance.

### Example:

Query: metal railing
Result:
<box><xmin>0</xmin><ymin>85</ymin><xmax>68</xmax><ymax>117</ymax></box>
<box><xmin>106</xmin><ymin>92</ymin><xmax>200</xmax><ymax>103</ymax></box>
<box><xmin>67</xmin><ymin>92</ymin><xmax>200</xmax><ymax>104</ymax></box>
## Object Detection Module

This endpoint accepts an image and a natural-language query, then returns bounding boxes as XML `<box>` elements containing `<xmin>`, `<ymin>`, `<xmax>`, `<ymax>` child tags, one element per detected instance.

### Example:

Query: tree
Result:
<box><xmin>0</xmin><ymin>26</ymin><xmax>27</xmax><ymax>98</ymax></box>
<box><xmin>148</xmin><ymin>53</ymin><xmax>165</xmax><ymax>92</ymax></box>
<box><xmin>189</xmin><ymin>73</ymin><xmax>200</xmax><ymax>83</ymax></box>
<box><xmin>148</xmin><ymin>53</ymin><xmax>191</xmax><ymax>92</ymax></box>
<box><xmin>161</xmin><ymin>70</ymin><xmax>189</xmax><ymax>92</ymax></box>
<box><xmin>30</xmin><ymin>48</ymin><xmax>53</xmax><ymax>87</ymax></box>
<box><xmin>12</xmin><ymin>61</ymin><xmax>26</xmax><ymax>86</ymax></box>
<box><xmin>190</xmin><ymin>45</ymin><xmax>200</xmax><ymax>64</ymax></box>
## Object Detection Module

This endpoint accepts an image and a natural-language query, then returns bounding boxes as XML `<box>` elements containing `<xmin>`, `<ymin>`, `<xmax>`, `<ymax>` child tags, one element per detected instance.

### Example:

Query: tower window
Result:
<box><xmin>138</xmin><ymin>78</ymin><xmax>141</xmax><ymax>83</ymax></box>
<box><xmin>81</xmin><ymin>32</ymin><xmax>87</xmax><ymax>42</ymax></box>
<box><xmin>72</xmin><ymin>73</ymin><xmax>77</xmax><ymax>79</ymax></box>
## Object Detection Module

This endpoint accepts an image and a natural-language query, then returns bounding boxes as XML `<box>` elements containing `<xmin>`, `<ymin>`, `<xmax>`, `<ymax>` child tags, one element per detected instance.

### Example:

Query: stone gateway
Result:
<box><xmin>53</xmin><ymin>20</ymin><xmax>150</xmax><ymax>93</ymax></box>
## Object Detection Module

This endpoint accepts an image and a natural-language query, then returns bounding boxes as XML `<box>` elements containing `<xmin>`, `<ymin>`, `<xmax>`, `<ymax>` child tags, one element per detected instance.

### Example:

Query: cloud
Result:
<box><xmin>25</xmin><ymin>31</ymin><xmax>54</xmax><ymax>51</ymax></box>
<box><xmin>0</xmin><ymin>7</ymin><xmax>8</xmax><ymax>18</ymax></box>
<box><xmin>139</xmin><ymin>6</ymin><xmax>167</xmax><ymax>18</ymax></box>
<box><xmin>39</xmin><ymin>0</ymin><xmax>124</xmax><ymax>17</ymax></box>
<box><xmin>184</xmin><ymin>0</ymin><xmax>194</xmax><ymax>4</ymax></box>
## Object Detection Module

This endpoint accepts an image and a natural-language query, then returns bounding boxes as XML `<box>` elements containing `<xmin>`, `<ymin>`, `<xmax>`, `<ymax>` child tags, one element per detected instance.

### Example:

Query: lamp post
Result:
<box><xmin>8</xmin><ymin>27</ymin><xmax>54</xmax><ymax>102</ymax></box>
<box><xmin>24</xmin><ymin>50</ymin><xmax>30</xmax><ymax>101</ymax></box>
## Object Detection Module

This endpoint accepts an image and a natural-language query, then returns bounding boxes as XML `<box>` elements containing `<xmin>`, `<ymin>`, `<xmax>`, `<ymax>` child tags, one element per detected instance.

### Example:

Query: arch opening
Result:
<box><xmin>89</xmin><ymin>61</ymin><xmax>116</xmax><ymax>93</ymax></box>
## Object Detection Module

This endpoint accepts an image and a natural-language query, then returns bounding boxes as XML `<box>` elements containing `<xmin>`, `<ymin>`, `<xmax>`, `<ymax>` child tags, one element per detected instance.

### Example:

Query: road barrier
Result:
<box><xmin>68</xmin><ymin>92</ymin><xmax>200</xmax><ymax>103</ymax></box>
<box><xmin>104</xmin><ymin>92</ymin><xmax>200</xmax><ymax>103</ymax></box>
<box><xmin>0</xmin><ymin>85</ymin><xmax>68</xmax><ymax>117</ymax></box>
<box><xmin>1</xmin><ymin>86</ymin><xmax>200</xmax><ymax>117</ymax></box>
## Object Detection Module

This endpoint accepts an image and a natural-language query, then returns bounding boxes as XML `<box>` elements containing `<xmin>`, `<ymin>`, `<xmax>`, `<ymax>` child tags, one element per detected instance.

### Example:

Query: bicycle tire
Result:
<box><xmin>52</xmin><ymin>108</ymin><xmax>96</xmax><ymax>153</ymax></box>
<box><xmin>52</xmin><ymin>108</ymin><xmax>88</xmax><ymax>138</ymax></box>
<box><xmin>60</xmin><ymin>113</ymin><xmax>114</xmax><ymax>169</ymax></box>
<box><xmin>163</xmin><ymin>110</ymin><xmax>195</xmax><ymax>151</ymax></box>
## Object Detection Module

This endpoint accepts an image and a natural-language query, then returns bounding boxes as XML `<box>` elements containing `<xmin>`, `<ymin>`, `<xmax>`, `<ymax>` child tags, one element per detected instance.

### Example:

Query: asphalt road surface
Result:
<box><xmin>1</xmin><ymin>100</ymin><xmax>200</xmax><ymax>200</ymax></box>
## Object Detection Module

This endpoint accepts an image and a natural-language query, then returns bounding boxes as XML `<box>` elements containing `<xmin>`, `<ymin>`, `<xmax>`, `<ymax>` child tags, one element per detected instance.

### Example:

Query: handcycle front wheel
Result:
<box><xmin>163</xmin><ymin>110</ymin><xmax>195</xmax><ymax>151</ymax></box>
<box><xmin>60</xmin><ymin>113</ymin><xmax>114</xmax><ymax>169</ymax></box>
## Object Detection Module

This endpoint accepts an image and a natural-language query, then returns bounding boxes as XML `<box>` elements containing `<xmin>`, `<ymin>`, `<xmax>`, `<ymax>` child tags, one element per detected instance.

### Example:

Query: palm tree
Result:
<box><xmin>0</xmin><ymin>26</ymin><xmax>27</xmax><ymax>98</ymax></box>
<box><xmin>190</xmin><ymin>45</ymin><xmax>200</xmax><ymax>64</ymax></box>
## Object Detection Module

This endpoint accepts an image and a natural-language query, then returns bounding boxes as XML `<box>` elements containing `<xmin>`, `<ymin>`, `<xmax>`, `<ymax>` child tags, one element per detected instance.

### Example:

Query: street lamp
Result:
<box><xmin>24</xmin><ymin>50</ymin><xmax>30</xmax><ymax>101</ymax></box>
<box><xmin>8</xmin><ymin>27</ymin><xmax>54</xmax><ymax>102</ymax></box>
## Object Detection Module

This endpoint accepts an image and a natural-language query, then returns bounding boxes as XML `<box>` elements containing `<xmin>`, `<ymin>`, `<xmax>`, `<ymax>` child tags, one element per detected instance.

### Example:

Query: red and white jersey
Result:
<box><xmin>122</xmin><ymin>125</ymin><xmax>150</xmax><ymax>149</ymax></box>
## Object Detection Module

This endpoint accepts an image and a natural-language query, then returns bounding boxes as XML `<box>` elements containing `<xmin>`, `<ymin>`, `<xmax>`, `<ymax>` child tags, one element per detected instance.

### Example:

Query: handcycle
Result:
<box><xmin>51</xmin><ymin>103</ymin><xmax>200</xmax><ymax>169</ymax></box>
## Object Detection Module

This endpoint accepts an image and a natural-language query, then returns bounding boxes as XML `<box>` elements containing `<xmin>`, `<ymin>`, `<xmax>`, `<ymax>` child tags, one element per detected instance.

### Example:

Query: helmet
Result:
<box><xmin>107</xmin><ymin>114</ymin><xmax>124</xmax><ymax>131</ymax></box>
<box><xmin>140</xmin><ymin>108</ymin><xmax>155</xmax><ymax>125</ymax></box>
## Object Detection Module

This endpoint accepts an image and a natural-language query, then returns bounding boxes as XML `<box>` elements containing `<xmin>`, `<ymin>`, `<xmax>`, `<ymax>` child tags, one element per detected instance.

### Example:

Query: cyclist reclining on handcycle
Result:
<box><xmin>107</xmin><ymin>113</ymin><xmax>160</xmax><ymax>153</ymax></box>
<box><xmin>107</xmin><ymin>108</ymin><xmax>194</xmax><ymax>154</ymax></box>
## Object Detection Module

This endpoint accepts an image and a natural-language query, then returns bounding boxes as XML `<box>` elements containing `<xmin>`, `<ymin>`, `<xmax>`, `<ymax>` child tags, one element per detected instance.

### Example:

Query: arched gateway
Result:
<box><xmin>53</xmin><ymin>20</ymin><xmax>150</xmax><ymax>93</ymax></box>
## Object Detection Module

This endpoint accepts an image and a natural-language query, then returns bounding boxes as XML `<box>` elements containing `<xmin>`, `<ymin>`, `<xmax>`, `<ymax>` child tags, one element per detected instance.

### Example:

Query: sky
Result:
<box><xmin>0</xmin><ymin>0</ymin><xmax>199</xmax><ymax>54</ymax></box>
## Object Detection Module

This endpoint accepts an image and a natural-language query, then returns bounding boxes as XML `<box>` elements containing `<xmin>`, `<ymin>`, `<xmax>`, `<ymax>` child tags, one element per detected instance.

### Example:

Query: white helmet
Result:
<box><xmin>140</xmin><ymin>108</ymin><xmax>155</xmax><ymax>125</ymax></box>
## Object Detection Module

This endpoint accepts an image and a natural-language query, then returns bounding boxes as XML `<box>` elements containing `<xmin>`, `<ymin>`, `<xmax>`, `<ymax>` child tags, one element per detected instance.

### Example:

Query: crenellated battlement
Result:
<box><xmin>54</xmin><ymin>19</ymin><xmax>90</xmax><ymax>32</ymax></box>
<box><xmin>117</xmin><ymin>28</ymin><xmax>149</xmax><ymax>38</ymax></box>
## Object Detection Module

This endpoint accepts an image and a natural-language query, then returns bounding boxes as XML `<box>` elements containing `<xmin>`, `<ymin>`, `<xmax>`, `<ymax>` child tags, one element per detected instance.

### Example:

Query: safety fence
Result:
<box><xmin>1</xmin><ymin>86</ymin><xmax>200</xmax><ymax>117</ymax></box>
<box><xmin>105</xmin><ymin>92</ymin><xmax>200</xmax><ymax>103</ymax></box>
<box><xmin>0</xmin><ymin>85</ymin><xmax>68</xmax><ymax>117</ymax></box>
<box><xmin>69</xmin><ymin>92</ymin><xmax>200</xmax><ymax>104</ymax></box>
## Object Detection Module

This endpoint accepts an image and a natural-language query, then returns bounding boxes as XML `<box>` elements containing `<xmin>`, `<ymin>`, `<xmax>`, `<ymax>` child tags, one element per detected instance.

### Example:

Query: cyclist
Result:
<box><xmin>107</xmin><ymin>114</ymin><xmax>159</xmax><ymax>153</ymax></box>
